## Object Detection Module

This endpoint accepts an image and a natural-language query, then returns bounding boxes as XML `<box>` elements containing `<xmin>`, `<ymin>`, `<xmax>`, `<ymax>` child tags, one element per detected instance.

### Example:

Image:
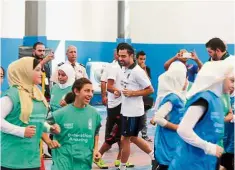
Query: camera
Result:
<box><xmin>182</xmin><ymin>52</ymin><xmax>192</xmax><ymax>59</ymax></box>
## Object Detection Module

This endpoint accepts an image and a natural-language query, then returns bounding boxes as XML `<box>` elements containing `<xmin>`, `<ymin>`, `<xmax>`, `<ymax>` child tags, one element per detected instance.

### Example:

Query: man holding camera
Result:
<box><xmin>164</xmin><ymin>49</ymin><xmax>203</xmax><ymax>82</ymax></box>
<box><xmin>32</xmin><ymin>42</ymin><xmax>54</xmax><ymax>100</ymax></box>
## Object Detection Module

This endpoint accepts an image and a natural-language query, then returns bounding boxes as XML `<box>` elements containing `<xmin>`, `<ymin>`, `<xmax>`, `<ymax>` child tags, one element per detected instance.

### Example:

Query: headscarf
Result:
<box><xmin>7</xmin><ymin>57</ymin><xmax>48</xmax><ymax>124</ymax></box>
<box><xmin>187</xmin><ymin>57</ymin><xmax>235</xmax><ymax>99</ymax></box>
<box><xmin>154</xmin><ymin>61</ymin><xmax>187</xmax><ymax>109</ymax></box>
<box><xmin>57</xmin><ymin>63</ymin><xmax>75</xmax><ymax>89</ymax></box>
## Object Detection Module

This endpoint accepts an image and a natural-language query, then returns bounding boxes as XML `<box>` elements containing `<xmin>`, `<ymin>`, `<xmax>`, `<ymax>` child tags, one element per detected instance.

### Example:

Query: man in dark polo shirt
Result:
<box><xmin>136</xmin><ymin>51</ymin><xmax>153</xmax><ymax>142</ymax></box>
<box><xmin>206</xmin><ymin>38</ymin><xmax>234</xmax><ymax>170</ymax></box>
<box><xmin>206</xmin><ymin>37</ymin><xmax>233</xmax><ymax>61</ymax></box>
<box><xmin>32</xmin><ymin>42</ymin><xmax>54</xmax><ymax>101</ymax></box>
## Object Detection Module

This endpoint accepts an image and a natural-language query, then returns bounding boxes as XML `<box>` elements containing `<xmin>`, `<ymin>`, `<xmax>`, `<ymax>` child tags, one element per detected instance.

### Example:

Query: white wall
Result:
<box><xmin>1</xmin><ymin>0</ymin><xmax>25</xmax><ymax>38</ymax></box>
<box><xmin>46</xmin><ymin>0</ymin><xmax>117</xmax><ymax>42</ymax></box>
<box><xmin>1</xmin><ymin>0</ymin><xmax>117</xmax><ymax>42</ymax></box>
<box><xmin>129</xmin><ymin>1</ymin><xmax>235</xmax><ymax>44</ymax></box>
<box><xmin>1</xmin><ymin>0</ymin><xmax>234</xmax><ymax>44</ymax></box>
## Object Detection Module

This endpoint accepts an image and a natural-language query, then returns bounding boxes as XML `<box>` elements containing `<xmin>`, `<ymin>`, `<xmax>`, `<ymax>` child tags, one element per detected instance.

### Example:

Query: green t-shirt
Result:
<box><xmin>221</xmin><ymin>94</ymin><xmax>231</xmax><ymax>116</ymax></box>
<box><xmin>1</xmin><ymin>86</ymin><xmax>48</xmax><ymax>169</ymax></box>
<box><xmin>50</xmin><ymin>84</ymin><xmax>72</xmax><ymax>112</ymax></box>
<box><xmin>51</xmin><ymin>104</ymin><xmax>102</xmax><ymax>170</ymax></box>
<box><xmin>218</xmin><ymin>93</ymin><xmax>231</xmax><ymax>149</ymax></box>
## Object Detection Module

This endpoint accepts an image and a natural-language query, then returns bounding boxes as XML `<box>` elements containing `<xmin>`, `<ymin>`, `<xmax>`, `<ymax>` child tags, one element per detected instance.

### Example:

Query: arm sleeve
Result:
<box><xmin>153</xmin><ymin>102</ymin><xmax>173</xmax><ymax>126</ymax></box>
<box><xmin>107</xmin><ymin>66</ymin><xmax>118</xmax><ymax>81</ymax></box>
<box><xmin>0</xmin><ymin>96</ymin><xmax>25</xmax><ymax>138</ymax></box>
<box><xmin>135</xmin><ymin>68</ymin><xmax>152</xmax><ymax>89</ymax></box>
<box><xmin>177</xmin><ymin>100</ymin><xmax>218</xmax><ymax>156</ymax></box>
<box><xmin>100</xmin><ymin>66</ymin><xmax>108</xmax><ymax>82</ymax></box>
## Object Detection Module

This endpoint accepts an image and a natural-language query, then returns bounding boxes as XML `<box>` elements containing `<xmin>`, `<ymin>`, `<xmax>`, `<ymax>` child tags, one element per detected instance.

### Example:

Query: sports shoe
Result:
<box><xmin>114</xmin><ymin>160</ymin><xmax>135</xmax><ymax>168</ymax></box>
<box><xmin>94</xmin><ymin>159</ymin><xmax>109</xmax><ymax>169</ymax></box>
<box><xmin>142</xmin><ymin>136</ymin><xmax>153</xmax><ymax>142</ymax></box>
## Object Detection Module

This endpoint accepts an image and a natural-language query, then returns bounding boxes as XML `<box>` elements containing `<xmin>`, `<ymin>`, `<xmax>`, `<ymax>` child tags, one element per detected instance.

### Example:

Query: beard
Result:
<box><xmin>119</xmin><ymin>61</ymin><xmax>126</xmax><ymax>66</ymax></box>
<box><xmin>211</xmin><ymin>53</ymin><xmax>219</xmax><ymax>61</ymax></box>
<box><xmin>34</xmin><ymin>54</ymin><xmax>44</xmax><ymax>60</ymax></box>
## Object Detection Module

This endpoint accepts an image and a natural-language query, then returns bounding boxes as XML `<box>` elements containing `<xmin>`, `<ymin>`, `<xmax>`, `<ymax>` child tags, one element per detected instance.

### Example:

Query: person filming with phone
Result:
<box><xmin>164</xmin><ymin>49</ymin><xmax>203</xmax><ymax>82</ymax></box>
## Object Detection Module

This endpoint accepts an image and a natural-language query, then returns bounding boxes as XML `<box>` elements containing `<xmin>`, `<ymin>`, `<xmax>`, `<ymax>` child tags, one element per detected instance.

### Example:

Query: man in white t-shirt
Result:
<box><xmin>100</xmin><ymin>50</ymin><xmax>118</xmax><ymax>106</ymax></box>
<box><xmin>96</xmin><ymin>49</ymin><xmax>134</xmax><ymax>168</ymax></box>
<box><xmin>117</xmin><ymin>43</ymin><xmax>155</xmax><ymax>170</ymax></box>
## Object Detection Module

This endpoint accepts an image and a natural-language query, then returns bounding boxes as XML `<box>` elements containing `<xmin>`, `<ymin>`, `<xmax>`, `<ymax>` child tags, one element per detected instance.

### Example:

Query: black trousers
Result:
<box><xmin>220</xmin><ymin>153</ymin><xmax>234</xmax><ymax>170</ymax></box>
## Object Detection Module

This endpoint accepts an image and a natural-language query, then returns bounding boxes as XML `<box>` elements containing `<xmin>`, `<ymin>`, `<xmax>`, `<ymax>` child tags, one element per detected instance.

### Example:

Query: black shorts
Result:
<box><xmin>121</xmin><ymin>114</ymin><xmax>145</xmax><ymax>137</ymax></box>
<box><xmin>105</xmin><ymin>104</ymin><xmax>122</xmax><ymax>145</ymax></box>
<box><xmin>220</xmin><ymin>153</ymin><xmax>234</xmax><ymax>170</ymax></box>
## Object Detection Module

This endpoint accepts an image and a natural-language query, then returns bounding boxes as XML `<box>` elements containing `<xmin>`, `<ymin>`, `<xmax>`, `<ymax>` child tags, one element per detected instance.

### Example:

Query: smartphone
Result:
<box><xmin>183</xmin><ymin>52</ymin><xmax>192</xmax><ymax>59</ymax></box>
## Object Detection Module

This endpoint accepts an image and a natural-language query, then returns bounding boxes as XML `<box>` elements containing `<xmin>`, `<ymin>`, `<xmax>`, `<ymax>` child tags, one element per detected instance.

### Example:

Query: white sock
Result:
<box><xmin>119</xmin><ymin>162</ymin><xmax>126</xmax><ymax>170</ymax></box>
<box><xmin>148</xmin><ymin>150</ymin><xmax>155</xmax><ymax>160</ymax></box>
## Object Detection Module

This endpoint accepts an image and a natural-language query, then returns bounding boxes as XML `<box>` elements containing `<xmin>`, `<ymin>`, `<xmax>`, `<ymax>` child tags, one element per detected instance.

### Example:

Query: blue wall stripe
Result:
<box><xmin>1</xmin><ymin>38</ymin><xmax>234</xmax><ymax>98</ymax></box>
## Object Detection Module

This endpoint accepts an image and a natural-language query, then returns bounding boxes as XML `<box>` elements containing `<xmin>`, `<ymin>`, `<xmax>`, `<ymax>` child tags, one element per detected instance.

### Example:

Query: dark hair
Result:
<box><xmin>33</xmin><ymin>42</ymin><xmax>44</xmax><ymax>50</ymax></box>
<box><xmin>116</xmin><ymin>43</ymin><xmax>134</xmax><ymax>56</ymax></box>
<box><xmin>0</xmin><ymin>66</ymin><xmax>5</xmax><ymax>78</ymax></box>
<box><xmin>136</xmin><ymin>51</ymin><xmax>146</xmax><ymax>59</ymax></box>
<box><xmin>64</xmin><ymin>92</ymin><xmax>75</xmax><ymax>104</ymax></box>
<box><xmin>205</xmin><ymin>38</ymin><xmax>226</xmax><ymax>52</ymax></box>
<box><xmin>33</xmin><ymin>58</ymin><xmax>40</xmax><ymax>69</ymax></box>
<box><xmin>116</xmin><ymin>42</ymin><xmax>127</xmax><ymax>52</ymax></box>
<box><xmin>72</xmin><ymin>78</ymin><xmax>92</xmax><ymax>93</ymax></box>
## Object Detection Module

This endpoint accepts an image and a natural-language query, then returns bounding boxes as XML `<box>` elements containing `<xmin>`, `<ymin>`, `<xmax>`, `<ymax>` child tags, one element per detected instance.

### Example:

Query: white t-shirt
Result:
<box><xmin>100</xmin><ymin>64</ymin><xmax>109</xmax><ymax>83</ymax></box>
<box><xmin>100</xmin><ymin>60</ymin><xmax>117</xmax><ymax>83</ymax></box>
<box><xmin>120</xmin><ymin>63</ymin><xmax>151</xmax><ymax>117</ymax></box>
<box><xmin>107</xmin><ymin>62</ymin><xmax>122</xmax><ymax>108</ymax></box>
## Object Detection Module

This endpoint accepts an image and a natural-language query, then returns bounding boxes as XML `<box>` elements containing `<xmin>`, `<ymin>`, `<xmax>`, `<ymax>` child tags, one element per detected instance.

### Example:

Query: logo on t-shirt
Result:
<box><xmin>64</xmin><ymin>123</ymin><xmax>74</xmax><ymax>129</ymax></box>
<box><xmin>88</xmin><ymin>119</ymin><xmax>92</xmax><ymax>130</ymax></box>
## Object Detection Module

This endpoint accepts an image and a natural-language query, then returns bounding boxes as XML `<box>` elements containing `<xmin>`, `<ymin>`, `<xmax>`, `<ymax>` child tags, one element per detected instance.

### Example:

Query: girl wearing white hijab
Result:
<box><xmin>151</xmin><ymin>61</ymin><xmax>187</xmax><ymax>170</ymax></box>
<box><xmin>169</xmin><ymin>58</ymin><xmax>235</xmax><ymax>170</ymax></box>
<box><xmin>0</xmin><ymin>57</ymin><xmax>59</xmax><ymax>170</ymax></box>
<box><xmin>153</xmin><ymin>61</ymin><xmax>188</xmax><ymax>111</ymax></box>
<box><xmin>50</xmin><ymin>63</ymin><xmax>75</xmax><ymax>112</ymax></box>
<box><xmin>44</xmin><ymin>63</ymin><xmax>75</xmax><ymax>159</ymax></box>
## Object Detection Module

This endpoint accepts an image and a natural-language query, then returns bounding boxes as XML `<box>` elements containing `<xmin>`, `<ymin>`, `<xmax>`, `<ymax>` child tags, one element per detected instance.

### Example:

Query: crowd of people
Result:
<box><xmin>0</xmin><ymin>37</ymin><xmax>234</xmax><ymax>170</ymax></box>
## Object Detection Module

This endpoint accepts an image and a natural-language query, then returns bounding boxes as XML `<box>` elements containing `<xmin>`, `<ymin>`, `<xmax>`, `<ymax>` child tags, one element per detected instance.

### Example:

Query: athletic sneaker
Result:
<box><xmin>114</xmin><ymin>160</ymin><xmax>135</xmax><ymax>168</ymax></box>
<box><xmin>152</xmin><ymin>160</ymin><xmax>159</xmax><ymax>170</ymax></box>
<box><xmin>142</xmin><ymin>136</ymin><xmax>153</xmax><ymax>142</ymax></box>
<box><xmin>94</xmin><ymin>159</ymin><xmax>108</xmax><ymax>169</ymax></box>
